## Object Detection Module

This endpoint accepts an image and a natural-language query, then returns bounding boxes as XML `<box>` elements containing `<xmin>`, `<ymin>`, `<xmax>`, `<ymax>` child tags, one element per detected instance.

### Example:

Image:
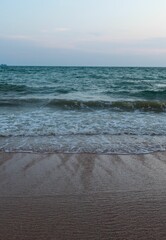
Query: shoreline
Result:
<box><xmin>0</xmin><ymin>151</ymin><xmax>166</xmax><ymax>239</ymax></box>
<box><xmin>1</xmin><ymin>134</ymin><xmax>166</xmax><ymax>155</ymax></box>
<box><xmin>1</xmin><ymin>149</ymin><xmax>166</xmax><ymax>156</ymax></box>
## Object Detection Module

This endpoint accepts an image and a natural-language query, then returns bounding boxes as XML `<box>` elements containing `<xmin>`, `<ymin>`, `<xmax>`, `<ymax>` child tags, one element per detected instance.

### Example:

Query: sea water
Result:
<box><xmin>0</xmin><ymin>66</ymin><xmax>166</xmax><ymax>154</ymax></box>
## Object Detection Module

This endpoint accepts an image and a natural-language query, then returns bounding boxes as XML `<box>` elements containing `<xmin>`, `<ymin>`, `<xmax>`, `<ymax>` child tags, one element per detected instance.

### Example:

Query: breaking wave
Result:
<box><xmin>0</xmin><ymin>98</ymin><xmax>166</xmax><ymax>112</ymax></box>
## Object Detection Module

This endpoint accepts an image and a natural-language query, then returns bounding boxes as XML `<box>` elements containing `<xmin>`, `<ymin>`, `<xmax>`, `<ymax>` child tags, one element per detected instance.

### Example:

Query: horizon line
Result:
<box><xmin>1</xmin><ymin>64</ymin><xmax>166</xmax><ymax>68</ymax></box>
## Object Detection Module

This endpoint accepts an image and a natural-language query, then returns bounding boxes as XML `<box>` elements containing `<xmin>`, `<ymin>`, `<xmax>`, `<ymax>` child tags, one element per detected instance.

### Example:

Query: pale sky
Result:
<box><xmin>1</xmin><ymin>0</ymin><xmax>166</xmax><ymax>66</ymax></box>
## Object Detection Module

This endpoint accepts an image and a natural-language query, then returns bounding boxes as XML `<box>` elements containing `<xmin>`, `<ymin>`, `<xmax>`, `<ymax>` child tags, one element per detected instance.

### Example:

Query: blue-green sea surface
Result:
<box><xmin>0</xmin><ymin>66</ymin><xmax>166</xmax><ymax>154</ymax></box>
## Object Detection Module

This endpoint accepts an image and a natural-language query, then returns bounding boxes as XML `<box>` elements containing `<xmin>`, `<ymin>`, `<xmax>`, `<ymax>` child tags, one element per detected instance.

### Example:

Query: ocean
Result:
<box><xmin>0</xmin><ymin>66</ymin><xmax>166</xmax><ymax>154</ymax></box>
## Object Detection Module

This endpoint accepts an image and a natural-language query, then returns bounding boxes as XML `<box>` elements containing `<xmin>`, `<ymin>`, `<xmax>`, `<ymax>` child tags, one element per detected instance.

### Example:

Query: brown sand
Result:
<box><xmin>0</xmin><ymin>151</ymin><xmax>166</xmax><ymax>239</ymax></box>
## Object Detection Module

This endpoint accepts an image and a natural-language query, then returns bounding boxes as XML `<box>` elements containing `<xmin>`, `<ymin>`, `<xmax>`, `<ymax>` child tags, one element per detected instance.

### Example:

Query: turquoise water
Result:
<box><xmin>0</xmin><ymin>66</ymin><xmax>166</xmax><ymax>153</ymax></box>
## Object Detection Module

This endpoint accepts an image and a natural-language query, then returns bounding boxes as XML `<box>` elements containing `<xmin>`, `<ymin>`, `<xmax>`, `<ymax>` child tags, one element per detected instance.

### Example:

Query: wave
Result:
<box><xmin>0</xmin><ymin>98</ymin><xmax>166</xmax><ymax>112</ymax></box>
<box><xmin>1</xmin><ymin>134</ymin><xmax>166</xmax><ymax>154</ymax></box>
<box><xmin>0</xmin><ymin>83</ymin><xmax>77</xmax><ymax>95</ymax></box>
<box><xmin>43</xmin><ymin>99</ymin><xmax>166</xmax><ymax>112</ymax></box>
<box><xmin>133</xmin><ymin>89</ymin><xmax>166</xmax><ymax>100</ymax></box>
<box><xmin>0</xmin><ymin>98</ymin><xmax>46</xmax><ymax>107</ymax></box>
<box><xmin>105</xmin><ymin>89</ymin><xmax>166</xmax><ymax>100</ymax></box>
<box><xmin>0</xmin><ymin>132</ymin><xmax>165</xmax><ymax>138</ymax></box>
<box><xmin>0</xmin><ymin>83</ymin><xmax>52</xmax><ymax>94</ymax></box>
<box><xmin>0</xmin><ymin>83</ymin><xmax>29</xmax><ymax>93</ymax></box>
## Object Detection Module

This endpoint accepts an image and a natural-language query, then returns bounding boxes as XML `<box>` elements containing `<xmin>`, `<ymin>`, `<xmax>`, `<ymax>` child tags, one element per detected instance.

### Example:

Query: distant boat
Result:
<box><xmin>0</xmin><ymin>64</ymin><xmax>8</xmax><ymax>68</ymax></box>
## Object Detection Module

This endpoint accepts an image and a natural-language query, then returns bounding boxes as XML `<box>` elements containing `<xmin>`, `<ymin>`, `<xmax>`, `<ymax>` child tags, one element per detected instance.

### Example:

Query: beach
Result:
<box><xmin>0</xmin><ymin>151</ymin><xmax>166</xmax><ymax>239</ymax></box>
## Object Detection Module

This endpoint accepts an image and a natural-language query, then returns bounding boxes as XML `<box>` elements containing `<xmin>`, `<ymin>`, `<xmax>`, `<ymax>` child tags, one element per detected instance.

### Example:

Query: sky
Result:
<box><xmin>0</xmin><ymin>0</ymin><xmax>166</xmax><ymax>66</ymax></box>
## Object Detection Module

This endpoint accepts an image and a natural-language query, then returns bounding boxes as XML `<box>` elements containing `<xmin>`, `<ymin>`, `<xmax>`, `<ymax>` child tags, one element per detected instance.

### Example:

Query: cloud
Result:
<box><xmin>88</xmin><ymin>32</ymin><xmax>103</xmax><ymax>37</ymax></box>
<box><xmin>0</xmin><ymin>34</ymin><xmax>166</xmax><ymax>66</ymax></box>
<box><xmin>136</xmin><ymin>37</ymin><xmax>166</xmax><ymax>49</ymax></box>
<box><xmin>41</xmin><ymin>28</ymin><xmax>71</xmax><ymax>34</ymax></box>
<box><xmin>54</xmin><ymin>27</ymin><xmax>71</xmax><ymax>32</ymax></box>
<box><xmin>75</xmin><ymin>37</ymin><xmax>166</xmax><ymax>55</ymax></box>
<box><xmin>0</xmin><ymin>34</ymin><xmax>33</xmax><ymax>41</ymax></box>
<box><xmin>1</xmin><ymin>42</ymin><xmax>166</xmax><ymax>67</ymax></box>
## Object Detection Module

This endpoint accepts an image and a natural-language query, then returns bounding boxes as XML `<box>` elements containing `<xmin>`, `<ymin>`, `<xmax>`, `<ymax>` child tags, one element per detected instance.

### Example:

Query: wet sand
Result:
<box><xmin>0</xmin><ymin>151</ymin><xmax>166</xmax><ymax>239</ymax></box>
